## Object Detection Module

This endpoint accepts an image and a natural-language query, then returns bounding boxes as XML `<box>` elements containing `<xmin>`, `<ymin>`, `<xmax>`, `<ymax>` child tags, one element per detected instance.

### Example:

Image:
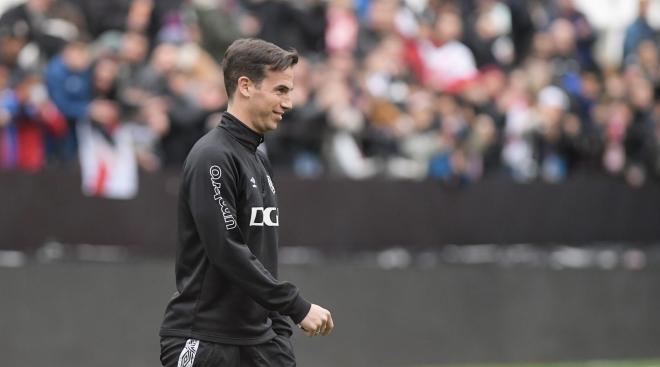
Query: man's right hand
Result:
<box><xmin>298</xmin><ymin>304</ymin><xmax>334</xmax><ymax>337</ymax></box>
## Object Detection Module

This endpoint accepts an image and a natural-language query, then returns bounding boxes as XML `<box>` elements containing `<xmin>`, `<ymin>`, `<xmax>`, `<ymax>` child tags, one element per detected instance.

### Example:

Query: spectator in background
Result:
<box><xmin>398</xmin><ymin>88</ymin><xmax>442</xmax><ymax>179</ymax></box>
<box><xmin>633</xmin><ymin>39</ymin><xmax>660</xmax><ymax>84</ymax></box>
<box><xmin>568</xmin><ymin>70</ymin><xmax>604</xmax><ymax>173</ymax></box>
<box><xmin>320</xmin><ymin>54</ymin><xmax>375</xmax><ymax>178</ymax></box>
<box><xmin>244</xmin><ymin>0</ymin><xmax>327</xmax><ymax>55</ymax></box>
<box><xmin>645</xmin><ymin>102</ymin><xmax>660</xmax><ymax>180</ymax></box>
<box><xmin>116</xmin><ymin>31</ymin><xmax>149</xmax><ymax>120</ymax></box>
<box><xmin>92</xmin><ymin>55</ymin><xmax>120</xmax><ymax>100</ymax></box>
<box><xmin>326</xmin><ymin>0</ymin><xmax>359</xmax><ymax>55</ymax></box>
<box><xmin>0</xmin><ymin>18</ymin><xmax>30</xmax><ymax>85</ymax></box>
<box><xmin>158</xmin><ymin>69</ymin><xmax>205</xmax><ymax>166</ymax></box>
<box><xmin>464</xmin><ymin>113</ymin><xmax>500</xmax><ymax>177</ymax></box>
<box><xmin>413</xmin><ymin>5</ymin><xmax>478</xmax><ymax>93</ymax></box>
<box><xmin>501</xmin><ymin>67</ymin><xmax>537</xmax><ymax>182</ymax></box>
<box><xmin>194</xmin><ymin>0</ymin><xmax>253</xmax><ymax>62</ymax></box>
<box><xmin>532</xmin><ymin>85</ymin><xmax>572</xmax><ymax>182</ymax></box>
<box><xmin>76</xmin><ymin>0</ymin><xmax>182</xmax><ymax>42</ymax></box>
<box><xmin>0</xmin><ymin>0</ymin><xmax>71</xmax><ymax>61</ymax></box>
<box><xmin>461</xmin><ymin>68</ymin><xmax>506</xmax><ymax>129</ymax></box>
<box><xmin>75</xmin><ymin>0</ymin><xmax>135</xmax><ymax>37</ymax></box>
<box><xmin>76</xmin><ymin>48</ymin><xmax>141</xmax><ymax>198</ymax></box>
<box><xmin>602</xmin><ymin>101</ymin><xmax>631</xmax><ymax>178</ymax></box>
<box><xmin>505</xmin><ymin>0</ymin><xmax>535</xmax><ymax>66</ymax></box>
<box><xmin>77</xmin><ymin>95</ymin><xmax>138</xmax><ymax>199</ymax></box>
<box><xmin>427</xmin><ymin>94</ymin><xmax>471</xmax><ymax>183</ymax></box>
<box><xmin>44</xmin><ymin>39</ymin><xmax>92</xmax><ymax>160</ymax></box>
<box><xmin>0</xmin><ymin>71</ymin><xmax>66</xmax><ymax>171</ymax></box>
<box><xmin>623</xmin><ymin>0</ymin><xmax>655</xmax><ymax>66</ymax></box>
<box><xmin>134</xmin><ymin>42</ymin><xmax>178</xmax><ymax>97</ymax></box>
<box><xmin>129</xmin><ymin>96</ymin><xmax>168</xmax><ymax>171</ymax></box>
<box><xmin>623</xmin><ymin>69</ymin><xmax>654</xmax><ymax>187</ymax></box>
<box><xmin>463</xmin><ymin>0</ymin><xmax>515</xmax><ymax>69</ymax></box>
<box><xmin>356</xmin><ymin>0</ymin><xmax>400</xmax><ymax>59</ymax></box>
<box><xmin>554</xmin><ymin>0</ymin><xmax>598</xmax><ymax>72</ymax></box>
<box><xmin>547</xmin><ymin>18</ymin><xmax>584</xmax><ymax>94</ymax></box>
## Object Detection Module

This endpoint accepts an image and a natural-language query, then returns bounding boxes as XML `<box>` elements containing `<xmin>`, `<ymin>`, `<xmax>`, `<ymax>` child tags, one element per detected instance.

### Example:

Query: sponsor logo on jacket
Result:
<box><xmin>209</xmin><ymin>165</ymin><xmax>237</xmax><ymax>230</ymax></box>
<box><xmin>266</xmin><ymin>175</ymin><xmax>276</xmax><ymax>195</ymax></box>
<box><xmin>249</xmin><ymin>207</ymin><xmax>279</xmax><ymax>226</ymax></box>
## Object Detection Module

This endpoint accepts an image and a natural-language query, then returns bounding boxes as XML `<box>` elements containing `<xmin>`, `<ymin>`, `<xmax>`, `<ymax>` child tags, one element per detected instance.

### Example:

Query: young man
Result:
<box><xmin>159</xmin><ymin>38</ymin><xmax>334</xmax><ymax>367</ymax></box>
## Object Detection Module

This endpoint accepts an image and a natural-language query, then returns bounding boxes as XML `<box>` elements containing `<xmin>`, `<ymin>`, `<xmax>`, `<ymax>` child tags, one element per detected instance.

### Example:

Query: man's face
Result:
<box><xmin>248</xmin><ymin>67</ymin><xmax>294</xmax><ymax>133</ymax></box>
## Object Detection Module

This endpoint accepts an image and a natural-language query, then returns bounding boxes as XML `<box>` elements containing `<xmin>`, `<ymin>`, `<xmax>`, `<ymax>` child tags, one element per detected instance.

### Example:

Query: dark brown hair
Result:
<box><xmin>222</xmin><ymin>38</ymin><xmax>298</xmax><ymax>100</ymax></box>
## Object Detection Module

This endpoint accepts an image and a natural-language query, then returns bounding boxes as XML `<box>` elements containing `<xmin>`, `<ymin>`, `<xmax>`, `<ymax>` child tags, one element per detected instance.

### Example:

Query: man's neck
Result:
<box><xmin>227</xmin><ymin>104</ymin><xmax>260</xmax><ymax>134</ymax></box>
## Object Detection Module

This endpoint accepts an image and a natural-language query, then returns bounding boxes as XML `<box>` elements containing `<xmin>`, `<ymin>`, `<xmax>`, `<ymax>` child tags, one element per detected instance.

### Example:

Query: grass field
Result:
<box><xmin>416</xmin><ymin>361</ymin><xmax>660</xmax><ymax>367</ymax></box>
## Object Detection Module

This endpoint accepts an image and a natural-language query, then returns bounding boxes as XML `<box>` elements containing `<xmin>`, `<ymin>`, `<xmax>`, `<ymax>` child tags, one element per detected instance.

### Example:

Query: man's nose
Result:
<box><xmin>281</xmin><ymin>97</ymin><xmax>293</xmax><ymax>111</ymax></box>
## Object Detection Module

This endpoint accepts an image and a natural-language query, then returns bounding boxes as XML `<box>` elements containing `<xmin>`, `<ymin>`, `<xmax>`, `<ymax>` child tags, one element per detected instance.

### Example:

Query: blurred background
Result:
<box><xmin>1</xmin><ymin>0</ymin><xmax>660</xmax><ymax>366</ymax></box>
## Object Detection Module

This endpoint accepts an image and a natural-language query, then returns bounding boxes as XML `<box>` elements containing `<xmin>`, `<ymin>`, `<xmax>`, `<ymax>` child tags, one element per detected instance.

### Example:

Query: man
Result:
<box><xmin>623</xmin><ymin>0</ymin><xmax>655</xmax><ymax>63</ymax></box>
<box><xmin>159</xmin><ymin>38</ymin><xmax>334</xmax><ymax>367</ymax></box>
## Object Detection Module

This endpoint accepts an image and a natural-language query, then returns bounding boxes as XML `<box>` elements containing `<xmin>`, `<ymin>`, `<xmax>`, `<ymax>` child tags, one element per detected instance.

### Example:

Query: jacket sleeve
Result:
<box><xmin>184</xmin><ymin>149</ymin><xmax>311</xmax><ymax>324</ymax></box>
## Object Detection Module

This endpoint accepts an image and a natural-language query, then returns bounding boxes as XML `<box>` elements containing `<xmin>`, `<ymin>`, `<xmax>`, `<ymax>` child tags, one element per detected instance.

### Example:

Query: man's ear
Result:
<box><xmin>238</xmin><ymin>76</ymin><xmax>251</xmax><ymax>98</ymax></box>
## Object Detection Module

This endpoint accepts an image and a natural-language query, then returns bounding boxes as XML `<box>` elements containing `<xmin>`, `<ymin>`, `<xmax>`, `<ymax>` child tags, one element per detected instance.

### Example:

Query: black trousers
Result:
<box><xmin>160</xmin><ymin>336</ymin><xmax>296</xmax><ymax>367</ymax></box>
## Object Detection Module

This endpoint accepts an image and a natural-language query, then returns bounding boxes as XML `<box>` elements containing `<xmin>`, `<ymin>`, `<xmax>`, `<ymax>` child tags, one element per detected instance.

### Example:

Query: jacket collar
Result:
<box><xmin>219</xmin><ymin>112</ymin><xmax>264</xmax><ymax>153</ymax></box>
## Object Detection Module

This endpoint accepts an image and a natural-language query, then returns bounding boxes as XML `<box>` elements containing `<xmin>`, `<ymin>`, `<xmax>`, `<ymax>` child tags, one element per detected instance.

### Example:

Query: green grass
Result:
<box><xmin>413</xmin><ymin>360</ymin><xmax>660</xmax><ymax>367</ymax></box>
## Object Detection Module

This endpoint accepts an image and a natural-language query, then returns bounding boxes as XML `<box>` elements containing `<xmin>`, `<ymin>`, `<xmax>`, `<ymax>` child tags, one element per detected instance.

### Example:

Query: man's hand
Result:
<box><xmin>298</xmin><ymin>304</ymin><xmax>334</xmax><ymax>337</ymax></box>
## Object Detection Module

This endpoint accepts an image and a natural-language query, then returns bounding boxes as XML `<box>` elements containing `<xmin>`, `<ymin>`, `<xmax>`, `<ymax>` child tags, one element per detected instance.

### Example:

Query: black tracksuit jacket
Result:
<box><xmin>160</xmin><ymin>112</ymin><xmax>311</xmax><ymax>345</ymax></box>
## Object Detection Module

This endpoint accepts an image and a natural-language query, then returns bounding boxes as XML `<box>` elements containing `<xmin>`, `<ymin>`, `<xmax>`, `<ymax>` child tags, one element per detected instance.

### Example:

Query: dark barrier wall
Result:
<box><xmin>1</xmin><ymin>170</ymin><xmax>660</xmax><ymax>253</ymax></box>
<box><xmin>2</xmin><ymin>262</ymin><xmax>659</xmax><ymax>367</ymax></box>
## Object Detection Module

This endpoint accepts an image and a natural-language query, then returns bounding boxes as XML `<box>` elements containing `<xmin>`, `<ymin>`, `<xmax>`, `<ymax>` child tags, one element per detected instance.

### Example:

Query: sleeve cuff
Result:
<box><xmin>287</xmin><ymin>294</ymin><xmax>312</xmax><ymax>325</ymax></box>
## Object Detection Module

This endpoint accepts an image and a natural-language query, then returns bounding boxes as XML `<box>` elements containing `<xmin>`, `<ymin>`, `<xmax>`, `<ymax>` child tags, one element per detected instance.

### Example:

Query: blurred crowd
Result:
<box><xmin>2</xmin><ymin>0</ymin><xmax>660</xmax><ymax>187</ymax></box>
